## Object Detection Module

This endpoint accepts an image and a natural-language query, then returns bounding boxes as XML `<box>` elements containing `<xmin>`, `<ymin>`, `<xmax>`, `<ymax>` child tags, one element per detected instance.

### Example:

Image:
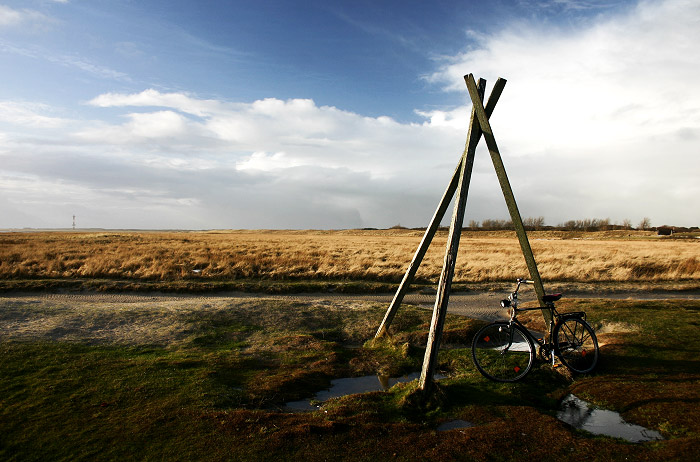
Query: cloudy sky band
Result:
<box><xmin>0</xmin><ymin>0</ymin><xmax>698</xmax><ymax>229</ymax></box>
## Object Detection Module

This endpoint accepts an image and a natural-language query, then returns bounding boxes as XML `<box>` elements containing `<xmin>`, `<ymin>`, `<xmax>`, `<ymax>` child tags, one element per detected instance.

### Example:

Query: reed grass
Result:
<box><xmin>1</xmin><ymin>229</ymin><xmax>698</xmax><ymax>286</ymax></box>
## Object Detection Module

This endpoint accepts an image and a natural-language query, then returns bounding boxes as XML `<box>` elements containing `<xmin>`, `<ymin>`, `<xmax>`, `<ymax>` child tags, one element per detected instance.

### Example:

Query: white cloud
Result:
<box><xmin>83</xmin><ymin>90</ymin><xmax>460</xmax><ymax>179</ymax></box>
<box><xmin>431</xmin><ymin>0</ymin><xmax>700</xmax><ymax>145</ymax></box>
<box><xmin>0</xmin><ymin>5</ymin><xmax>53</xmax><ymax>30</ymax></box>
<box><xmin>0</xmin><ymin>6</ymin><xmax>23</xmax><ymax>27</ymax></box>
<box><xmin>236</xmin><ymin>152</ymin><xmax>303</xmax><ymax>172</ymax></box>
<box><xmin>88</xmin><ymin>89</ymin><xmax>220</xmax><ymax>117</ymax></box>
<box><xmin>75</xmin><ymin>110</ymin><xmax>192</xmax><ymax>143</ymax></box>
<box><xmin>425</xmin><ymin>0</ymin><xmax>700</xmax><ymax>226</ymax></box>
<box><xmin>0</xmin><ymin>101</ymin><xmax>67</xmax><ymax>128</ymax></box>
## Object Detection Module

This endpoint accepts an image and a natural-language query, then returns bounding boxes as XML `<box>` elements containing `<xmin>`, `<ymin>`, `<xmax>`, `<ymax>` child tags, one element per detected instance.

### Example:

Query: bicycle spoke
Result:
<box><xmin>554</xmin><ymin>318</ymin><xmax>599</xmax><ymax>374</ymax></box>
<box><xmin>472</xmin><ymin>322</ymin><xmax>534</xmax><ymax>382</ymax></box>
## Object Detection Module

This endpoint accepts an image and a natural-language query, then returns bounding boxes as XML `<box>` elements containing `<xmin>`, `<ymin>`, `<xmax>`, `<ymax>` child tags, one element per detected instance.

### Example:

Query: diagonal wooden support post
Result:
<box><xmin>375</xmin><ymin>77</ymin><xmax>507</xmax><ymax>339</ymax></box>
<box><xmin>418</xmin><ymin>78</ymin><xmax>489</xmax><ymax>393</ymax></box>
<box><xmin>464</xmin><ymin>73</ymin><xmax>549</xmax><ymax>324</ymax></box>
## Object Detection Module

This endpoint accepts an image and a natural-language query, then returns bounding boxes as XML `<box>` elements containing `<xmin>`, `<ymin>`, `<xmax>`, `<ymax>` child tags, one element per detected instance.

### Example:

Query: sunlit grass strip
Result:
<box><xmin>1</xmin><ymin>229</ymin><xmax>699</xmax><ymax>285</ymax></box>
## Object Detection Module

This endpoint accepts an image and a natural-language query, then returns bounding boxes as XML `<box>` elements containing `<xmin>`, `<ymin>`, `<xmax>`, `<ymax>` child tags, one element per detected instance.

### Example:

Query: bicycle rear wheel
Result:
<box><xmin>554</xmin><ymin>317</ymin><xmax>599</xmax><ymax>374</ymax></box>
<box><xmin>471</xmin><ymin>322</ymin><xmax>535</xmax><ymax>382</ymax></box>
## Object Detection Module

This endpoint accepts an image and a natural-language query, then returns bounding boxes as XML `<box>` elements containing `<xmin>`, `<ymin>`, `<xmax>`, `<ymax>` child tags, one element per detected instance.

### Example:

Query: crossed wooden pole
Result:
<box><xmin>374</xmin><ymin>74</ymin><xmax>549</xmax><ymax>394</ymax></box>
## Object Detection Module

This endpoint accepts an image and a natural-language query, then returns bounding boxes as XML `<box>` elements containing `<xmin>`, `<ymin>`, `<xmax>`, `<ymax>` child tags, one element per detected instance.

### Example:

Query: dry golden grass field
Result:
<box><xmin>1</xmin><ymin>229</ymin><xmax>698</xmax><ymax>291</ymax></box>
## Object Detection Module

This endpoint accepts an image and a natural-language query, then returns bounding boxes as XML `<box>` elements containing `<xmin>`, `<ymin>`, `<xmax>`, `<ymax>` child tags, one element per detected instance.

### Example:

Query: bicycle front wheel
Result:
<box><xmin>471</xmin><ymin>322</ymin><xmax>534</xmax><ymax>382</ymax></box>
<box><xmin>554</xmin><ymin>317</ymin><xmax>599</xmax><ymax>374</ymax></box>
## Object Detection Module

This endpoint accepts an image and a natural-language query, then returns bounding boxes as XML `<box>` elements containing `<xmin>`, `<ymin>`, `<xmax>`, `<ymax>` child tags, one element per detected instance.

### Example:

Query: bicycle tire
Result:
<box><xmin>471</xmin><ymin>322</ymin><xmax>535</xmax><ymax>382</ymax></box>
<box><xmin>553</xmin><ymin>317</ymin><xmax>599</xmax><ymax>374</ymax></box>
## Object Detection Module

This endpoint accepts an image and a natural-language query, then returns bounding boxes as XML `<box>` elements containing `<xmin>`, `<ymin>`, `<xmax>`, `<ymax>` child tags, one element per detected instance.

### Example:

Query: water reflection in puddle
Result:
<box><xmin>436</xmin><ymin>420</ymin><xmax>474</xmax><ymax>432</ymax></box>
<box><xmin>557</xmin><ymin>394</ymin><xmax>664</xmax><ymax>443</ymax></box>
<box><xmin>285</xmin><ymin>372</ymin><xmax>440</xmax><ymax>411</ymax></box>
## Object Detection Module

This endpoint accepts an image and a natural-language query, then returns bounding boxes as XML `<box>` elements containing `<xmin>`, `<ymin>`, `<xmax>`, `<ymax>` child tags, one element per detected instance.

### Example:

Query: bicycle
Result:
<box><xmin>471</xmin><ymin>278</ymin><xmax>599</xmax><ymax>382</ymax></box>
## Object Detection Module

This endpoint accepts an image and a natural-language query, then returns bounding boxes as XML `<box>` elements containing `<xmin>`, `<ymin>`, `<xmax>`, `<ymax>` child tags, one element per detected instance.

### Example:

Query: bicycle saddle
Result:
<box><xmin>543</xmin><ymin>293</ymin><xmax>562</xmax><ymax>303</ymax></box>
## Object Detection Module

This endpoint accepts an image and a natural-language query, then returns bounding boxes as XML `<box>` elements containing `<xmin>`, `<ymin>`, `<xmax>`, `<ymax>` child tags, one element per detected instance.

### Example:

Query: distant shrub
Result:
<box><xmin>558</xmin><ymin>218</ymin><xmax>612</xmax><ymax>232</ymax></box>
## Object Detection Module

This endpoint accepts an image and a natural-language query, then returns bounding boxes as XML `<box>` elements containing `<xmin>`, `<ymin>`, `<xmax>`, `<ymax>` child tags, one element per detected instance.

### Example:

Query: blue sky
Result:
<box><xmin>1</xmin><ymin>0</ymin><xmax>698</xmax><ymax>229</ymax></box>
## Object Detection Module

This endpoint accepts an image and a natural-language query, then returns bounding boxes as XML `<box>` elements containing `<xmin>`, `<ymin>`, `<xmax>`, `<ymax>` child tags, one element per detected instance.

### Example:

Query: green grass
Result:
<box><xmin>1</xmin><ymin>297</ymin><xmax>699</xmax><ymax>461</ymax></box>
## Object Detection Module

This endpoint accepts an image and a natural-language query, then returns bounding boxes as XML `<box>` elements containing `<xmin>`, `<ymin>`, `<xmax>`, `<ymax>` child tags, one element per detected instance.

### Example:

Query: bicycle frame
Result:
<box><xmin>500</xmin><ymin>279</ymin><xmax>585</xmax><ymax>365</ymax></box>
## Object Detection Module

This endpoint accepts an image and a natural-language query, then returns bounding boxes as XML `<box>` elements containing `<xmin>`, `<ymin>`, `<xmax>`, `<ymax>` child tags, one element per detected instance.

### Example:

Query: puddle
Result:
<box><xmin>436</xmin><ymin>420</ymin><xmax>474</xmax><ymax>432</ymax></box>
<box><xmin>285</xmin><ymin>372</ymin><xmax>442</xmax><ymax>411</ymax></box>
<box><xmin>557</xmin><ymin>394</ymin><xmax>664</xmax><ymax>443</ymax></box>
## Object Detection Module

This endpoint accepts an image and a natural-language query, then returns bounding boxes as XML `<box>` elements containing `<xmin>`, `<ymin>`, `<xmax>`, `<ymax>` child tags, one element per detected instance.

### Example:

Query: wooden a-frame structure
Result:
<box><xmin>374</xmin><ymin>74</ymin><xmax>549</xmax><ymax>393</ymax></box>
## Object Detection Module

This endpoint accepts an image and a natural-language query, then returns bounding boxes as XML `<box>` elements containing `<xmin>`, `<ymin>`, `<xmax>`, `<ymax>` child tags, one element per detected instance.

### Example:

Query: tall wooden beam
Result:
<box><xmin>464</xmin><ymin>73</ymin><xmax>549</xmax><ymax>324</ymax></box>
<box><xmin>418</xmin><ymin>79</ymin><xmax>487</xmax><ymax>392</ymax></box>
<box><xmin>375</xmin><ymin>78</ymin><xmax>507</xmax><ymax>339</ymax></box>
<box><xmin>372</xmin><ymin>73</ymin><xmax>550</xmax><ymax>397</ymax></box>
<box><xmin>374</xmin><ymin>161</ymin><xmax>460</xmax><ymax>339</ymax></box>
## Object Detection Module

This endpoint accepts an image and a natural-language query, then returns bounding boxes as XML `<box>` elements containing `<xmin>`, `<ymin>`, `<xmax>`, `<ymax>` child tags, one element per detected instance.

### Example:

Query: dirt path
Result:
<box><xmin>3</xmin><ymin>289</ymin><xmax>699</xmax><ymax>322</ymax></box>
<box><xmin>2</xmin><ymin>289</ymin><xmax>699</xmax><ymax>345</ymax></box>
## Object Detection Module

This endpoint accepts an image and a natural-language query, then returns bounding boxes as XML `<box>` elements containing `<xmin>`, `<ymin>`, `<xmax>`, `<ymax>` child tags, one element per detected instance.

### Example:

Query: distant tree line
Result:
<box><xmin>466</xmin><ymin>216</ymin><xmax>552</xmax><ymax>231</ymax></box>
<box><xmin>462</xmin><ymin>216</ymin><xmax>698</xmax><ymax>232</ymax></box>
<box><xmin>389</xmin><ymin>217</ymin><xmax>697</xmax><ymax>233</ymax></box>
<box><xmin>559</xmin><ymin>218</ymin><xmax>615</xmax><ymax>231</ymax></box>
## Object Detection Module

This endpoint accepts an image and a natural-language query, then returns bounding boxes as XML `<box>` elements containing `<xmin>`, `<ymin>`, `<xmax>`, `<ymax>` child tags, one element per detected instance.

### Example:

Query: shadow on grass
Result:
<box><xmin>599</xmin><ymin>345</ymin><xmax>700</xmax><ymax>376</ymax></box>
